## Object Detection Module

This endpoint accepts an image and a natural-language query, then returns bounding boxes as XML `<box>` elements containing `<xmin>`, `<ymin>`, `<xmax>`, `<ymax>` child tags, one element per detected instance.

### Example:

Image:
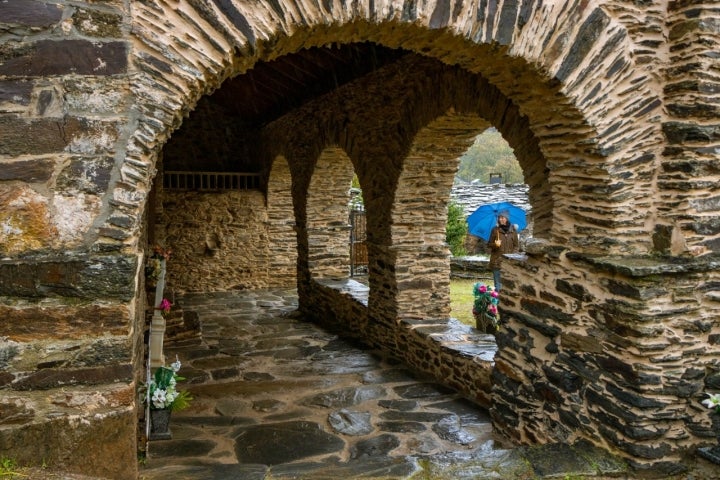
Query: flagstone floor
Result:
<box><xmin>137</xmin><ymin>288</ymin><xmax>637</xmax><ymax>480</ymax></box>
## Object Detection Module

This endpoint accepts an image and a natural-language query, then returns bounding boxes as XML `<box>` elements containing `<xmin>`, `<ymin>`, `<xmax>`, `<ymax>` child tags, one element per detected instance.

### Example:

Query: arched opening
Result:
<box><xmin>267</xmin><ymin>155</ymin><xmax>297</xmax><ymax>287</ymax></box>
<box><xmin>307</xmin><ymin>146</ymin><xmax>355</xmax><ymax>280</ymax></box>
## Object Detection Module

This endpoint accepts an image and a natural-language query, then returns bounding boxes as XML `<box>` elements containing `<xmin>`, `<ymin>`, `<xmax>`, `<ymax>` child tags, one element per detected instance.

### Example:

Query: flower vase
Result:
<box><xmin>474</xmin><ymin>312</ymin><xmax>496</xmax><ymax>334</ymax></box>
<box><xmin>149</xmin><ymin>408</ymin><xmax>172</xmax><ymax>441</ymax></box>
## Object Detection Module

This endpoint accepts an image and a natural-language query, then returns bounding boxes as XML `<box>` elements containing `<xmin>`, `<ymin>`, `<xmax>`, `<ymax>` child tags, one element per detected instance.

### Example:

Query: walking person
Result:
<box><xmin>487</xmin><ymin>210</ymin><xmax>519</xmax><ymax>292</ymax></box>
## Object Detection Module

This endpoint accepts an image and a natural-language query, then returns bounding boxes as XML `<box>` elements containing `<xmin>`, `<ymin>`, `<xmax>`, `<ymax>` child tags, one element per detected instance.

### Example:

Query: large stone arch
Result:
<box><xmin>1</xmin><ymin>1</ymin><xmax>718</xmax><ymax>478</ymax></box>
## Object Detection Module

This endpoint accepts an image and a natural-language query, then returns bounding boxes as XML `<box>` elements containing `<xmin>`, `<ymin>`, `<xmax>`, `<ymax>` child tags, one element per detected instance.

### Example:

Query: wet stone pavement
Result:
<box><xmin>139</xmin><ymin>289</ymin><xmax>629</xmax><ymax>480</ymax></box>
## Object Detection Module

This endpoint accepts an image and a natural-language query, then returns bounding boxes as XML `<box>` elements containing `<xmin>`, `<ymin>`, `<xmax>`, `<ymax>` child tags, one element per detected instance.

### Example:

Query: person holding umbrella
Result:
<box><xmin>487</xmin><ymin>210</ymin><xmax>519</xmax><ymax>292</ymax></box>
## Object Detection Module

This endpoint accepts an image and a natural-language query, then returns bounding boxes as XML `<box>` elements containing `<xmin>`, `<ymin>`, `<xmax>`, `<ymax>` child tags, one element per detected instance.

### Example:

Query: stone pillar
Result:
<box><xmin>662</xmin><ymin>2</ymin><xmax>720</xmax><ymax>255</ymax></box>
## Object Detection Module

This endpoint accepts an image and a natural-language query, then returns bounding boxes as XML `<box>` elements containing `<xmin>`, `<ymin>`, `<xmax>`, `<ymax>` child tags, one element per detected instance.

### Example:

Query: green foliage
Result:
<box><xmin>446</xmin><ymin>201</ymin><xmax>468</xmax><ymax>256</ymax></box>
<box><xmin>0</xmin><ymin>458</ymin><xmax>23</xmax><ymax>478</ymax></box>
<box><xmin>349</xmin><ymin>174</ymin><xmax>364</xmax><ymax>210</ymax></box>
<box><xmin>457</xmin><ymin>128</ymin><xmax>524</xmax><ymax>184</ymax></box>
<box><xmin>171</xmin><ymin>389</ymin><xmax>193</xmax><ymax>412</ymax></box>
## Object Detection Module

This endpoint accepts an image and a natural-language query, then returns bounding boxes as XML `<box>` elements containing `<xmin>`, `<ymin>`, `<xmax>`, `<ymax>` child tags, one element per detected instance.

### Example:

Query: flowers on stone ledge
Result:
<box><xmin>472</xmin><ymin>282</ymin><xmax>499</xmax><ymax>333</ymax></box>
<box><xmin>144</xmin><ymin>357</ymin><xmax>192</xmax><ymax>411</ymax></box>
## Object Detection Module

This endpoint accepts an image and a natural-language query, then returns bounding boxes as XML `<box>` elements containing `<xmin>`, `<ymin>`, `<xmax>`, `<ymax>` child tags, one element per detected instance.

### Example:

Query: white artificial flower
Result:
<box><xmin>702</xmin><ymin>393</ymin><xmax>720</xmax><ymax>410</ymax></box>
<box><xmin>152</xmin><ymin>389</ymin><xmax>168</xmax><ymax>409</ymax></box>
<box><xmin>171</xmin><ymin>356</ymin><xmax>182</xmax><ymax>372</ymax></box>
<box><xmin>165</xmin><ymin>390</ymin><xmax>177</xmax><ymax>404</ymax></box>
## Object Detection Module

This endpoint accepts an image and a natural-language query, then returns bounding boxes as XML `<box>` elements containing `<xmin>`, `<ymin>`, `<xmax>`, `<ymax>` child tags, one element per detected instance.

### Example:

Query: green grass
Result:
<box><xmin>0</xmin><ymin>458</ymin><xmax>24</xmax><ymax>478</ymax></box>
<box><xmin>450</xmin><ymin>279</ymin><xmax>476</xmax><ymax>326</ymax></box>
<box><xmin>450</xmin><ymin>278</ymin><xmax>496</xmax><ymax>327</ymax></box>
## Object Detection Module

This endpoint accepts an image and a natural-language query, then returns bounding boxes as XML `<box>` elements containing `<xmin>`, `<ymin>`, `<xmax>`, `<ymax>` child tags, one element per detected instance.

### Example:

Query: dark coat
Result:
<box><xmin>487</xmin><ymin>224</ymin><xmax>519</xmax><ymax>270</ymax></box>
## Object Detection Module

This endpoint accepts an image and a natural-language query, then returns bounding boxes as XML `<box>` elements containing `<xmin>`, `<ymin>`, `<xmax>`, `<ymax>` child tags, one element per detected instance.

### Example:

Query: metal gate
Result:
<box><xmin>349</xmin><ymin>209</ymin><xmax>368</xmax><ymax>276</ymax></box>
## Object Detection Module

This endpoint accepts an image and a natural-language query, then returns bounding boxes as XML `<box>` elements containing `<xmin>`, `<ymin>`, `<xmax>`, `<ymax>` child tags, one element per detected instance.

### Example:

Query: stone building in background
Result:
<box><xmin>0</xmin><ymin>1</ymin><xmax>718</xmax><ymax>479</ymax></box>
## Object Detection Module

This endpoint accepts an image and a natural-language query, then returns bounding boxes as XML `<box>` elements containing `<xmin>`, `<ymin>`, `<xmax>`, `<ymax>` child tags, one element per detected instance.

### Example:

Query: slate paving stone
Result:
<box><xmin>175</xmin><ymin>415</ymin><xmax>256</xmax><ymax>427</ymax></box>
<box><xmin>301</xmin><ymin>385</ymin><xmax>387</xmax><ymax>408</ymax></box>
<box><xmin>376</xmin><ymin>421</ymin><xmax>427</xmax><ymax>433</ymax></box>
<box><xmin>432</xmin><ymin>415</ymin><xmax>476</xmax><ymax>445</ymax></box>
<box><xmin>214</xmin><ymin>398</ymin><xmax>252</xmax><ymax>416</ymax></box>
<box><xmin>269</xmin><ymin>457</ymin><xmax>420</xmax><ymax>479</ymax></box>
<box><xmin>394</xmin><ymin>382</ymin><xmax>456</xmax><ymax>399</ymax></box>
<box><xmin>362</xmin><ymin>368</ymin><xmax>418</xmax><ymax>384</ymax></box>
<box><xmin>429</xmin><ymin>398</ymin><xmax>493</xmax><ymax>425</ymax></box>
<box><xmin>252</xmin><ymin>398</ymin><xmax>286</xmax><ymax>412</ymax></box>
<box><xmin>147</xmin><ymin>438</ymin><xmax>216</xmax><ymax>459</ymax></box>
<box><xmin>378</xmin><ymin>410</ymin><xmax>454</xmax><ymax>422</ymax></box>
<box><xmin>233</xmin><ymin>420</ymin><xmax>345</xmax><ymax>464</ymax></box>
<box><xmin>264</xmin><ymin>408</ymin><xmax>317</xmax><ymax>421</ymax></box>
<box><xmin>350</xmin><ymin>434</ymin><xmax>401</xmax><ymax>459</ymax></box>
<box><xmin>378</xmin><ymin>399</ymin><xmax>419</xmax><ymax>411</ymax></box>
<box><xmin>328</xmin><ymin>409</ymin><xmax>374</xmax><ymax>435</ymax></box>
<box><xmin>407</xmin><ymin>435</ymin><xmax>441</xmax><ymax>454</ymax></box>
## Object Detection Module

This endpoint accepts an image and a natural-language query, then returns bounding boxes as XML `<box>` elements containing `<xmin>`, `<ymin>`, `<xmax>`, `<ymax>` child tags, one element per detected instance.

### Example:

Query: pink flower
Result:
<box><xmin>479</xmin><ymin>285</ymin><xmax>487</xmax><ymax>293</ymax></box>
<box><xmin>158</xmin><ymin>298</ymin><xmax>172</xmax><ymax>313</ymax></box>
<box><xmin>491</xmin><ymin>291</ymin><xmax>499</xmax><ymax>298</ymax></box>
<box><xmin>488</xmin><ymin>305</ymin><xmax>497</xmax><ymax>314</ymax></box>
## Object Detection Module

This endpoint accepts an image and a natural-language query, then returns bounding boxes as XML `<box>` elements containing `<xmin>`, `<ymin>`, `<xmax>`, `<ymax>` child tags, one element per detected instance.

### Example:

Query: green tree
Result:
<box><xmin>446</xmin><ymin>201</ymin><xmax>468</xmax><ymax>256</ymax></box>
<box><xmin>457</xmin><ymin>128</ymin><xmax>524</xmax><ymax>184</ymax></box>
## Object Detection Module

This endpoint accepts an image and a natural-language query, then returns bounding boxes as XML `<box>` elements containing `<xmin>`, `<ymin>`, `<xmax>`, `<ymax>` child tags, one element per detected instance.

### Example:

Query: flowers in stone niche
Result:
<box><xmin>472</xmin><ymin>282</ymin><xmax>500</xmax><ymax>332</ymax></box>
<box><xmin>144</xmin><ymin>357</ymin><xmax>192</xmax><ymax>411</ymax></box>
<box><xmin>703</xmin><ymin>393</ymin><xmax>720</xmax><ymax>414</ymax></box>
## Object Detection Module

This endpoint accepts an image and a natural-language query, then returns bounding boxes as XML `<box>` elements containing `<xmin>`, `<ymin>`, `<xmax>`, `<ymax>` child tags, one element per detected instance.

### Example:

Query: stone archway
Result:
<box><xmin>267</xmin><ymin>155</ymin><xmax>298</xmax><ymax>287</ymax></box>
<box><xmin>307</xmin><ymin>146</ymin><xmax>355</xmax><ymax>280</ymax></box>
<box><xmin>1</xmin><ymin>1</ymin><xmax>718</xmax><ymax>478</ymax></box>
<box><xmin>392</xmin><ymin>112</ymin><xmax>488</xmax><ymax>321</ymax></box>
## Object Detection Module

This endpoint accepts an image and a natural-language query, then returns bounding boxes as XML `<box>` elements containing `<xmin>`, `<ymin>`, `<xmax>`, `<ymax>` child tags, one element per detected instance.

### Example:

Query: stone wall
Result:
<box><xmin>494</xmin><ymin>253</ymin><xmax>720</xmax><ymax>475</ymax></box>
<box><xmin>158</xmin><ymin>190</ymin><xmax>272</xmax><ymax>292</ymax></box>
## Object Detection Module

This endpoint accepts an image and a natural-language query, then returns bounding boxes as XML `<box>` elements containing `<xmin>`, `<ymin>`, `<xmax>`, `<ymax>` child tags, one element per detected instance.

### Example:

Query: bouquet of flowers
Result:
<box><xmin>472</xmin><ymin>283</ymin><xmax>499</xmax><ymax>333</ymax></box>
<box><xmin>145</xmin><ymin>357</ymin><xmax>192</xmax><ymax>411</ymax></box>
<box><xmin>145</xmin><ymin>245</ymin><xmax>172</xmax><ymax>286</ymax></box>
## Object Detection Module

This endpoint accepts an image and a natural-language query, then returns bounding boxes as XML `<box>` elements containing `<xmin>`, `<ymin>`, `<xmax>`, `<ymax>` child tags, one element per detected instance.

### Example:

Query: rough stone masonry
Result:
<box><xmin>0</xmin><ymin>0</ymin><xmax>719</xmax><ymax>479</ymax></box>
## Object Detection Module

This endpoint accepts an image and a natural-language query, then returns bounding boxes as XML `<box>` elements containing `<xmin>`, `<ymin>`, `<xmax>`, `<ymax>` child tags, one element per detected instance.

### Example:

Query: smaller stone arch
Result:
<box><xmin>266</xmin><ymin>155</ymin><xmax>298</xmax><ymax>287</ymax></box>
<box><xmin>306</xmin><ymin>146</ymin><xmax>355</xmax><ymax>280</ymax></box>
<box><xmin>392</xmin><ymin>112</ymin><xmax>490</xmax><ymax>320</ymax></box>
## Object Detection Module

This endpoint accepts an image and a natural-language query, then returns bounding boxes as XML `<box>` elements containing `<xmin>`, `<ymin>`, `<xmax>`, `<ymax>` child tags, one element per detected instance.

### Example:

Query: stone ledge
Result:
<box><xmin>567</xmin><ymin>252</ymin><xmax>720</xmax><ymax>276</ymax></box>
<box><xmin>0</xmin><ymin>254</ymin><xmax>138</xmax><ymax>300</ymax></box>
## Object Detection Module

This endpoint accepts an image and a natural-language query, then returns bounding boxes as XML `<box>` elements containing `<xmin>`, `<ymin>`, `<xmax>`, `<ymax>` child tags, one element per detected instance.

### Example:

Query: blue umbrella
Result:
<box><xmin>466</xmin><ymin>202</ymin><xmax>527</xmax><ymax>241</ymax></box>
